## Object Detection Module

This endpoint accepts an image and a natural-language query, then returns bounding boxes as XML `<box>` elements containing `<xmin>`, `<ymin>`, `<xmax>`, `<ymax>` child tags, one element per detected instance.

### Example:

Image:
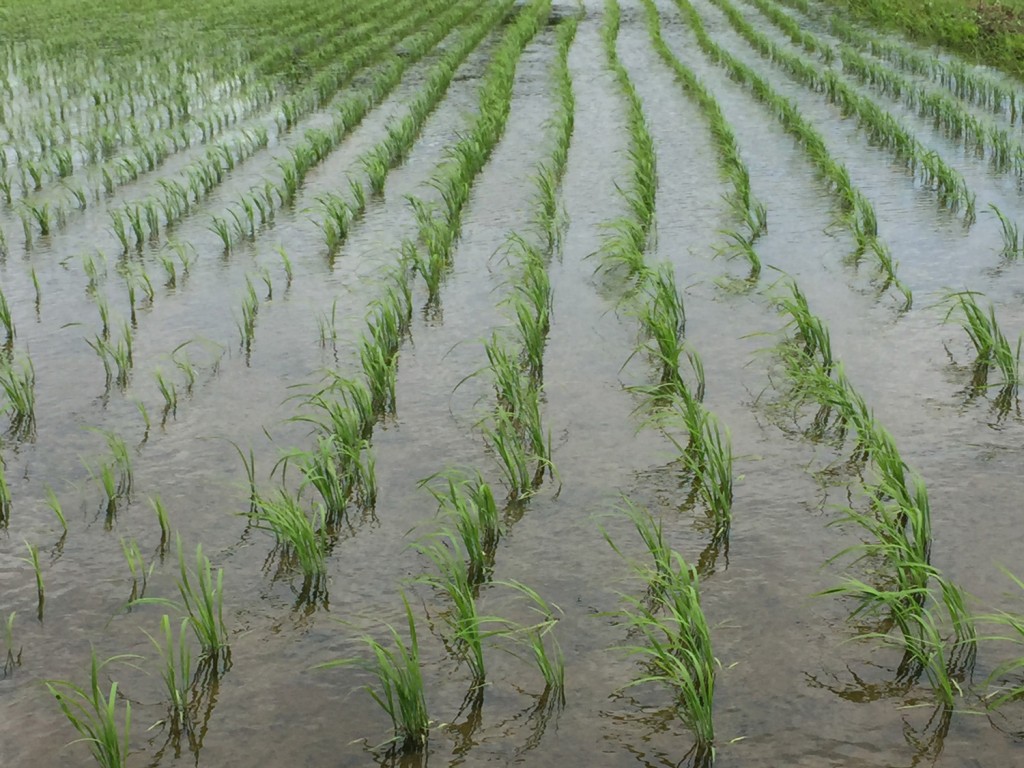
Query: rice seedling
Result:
<box><xmin>45</xmin><ymin>486</ymin><xmax>67</xmax><ymax>534</ymax></box>
<box><xmin>151</xmin><ymin>496</ymin><xmax>171</xmax><ymax>557</ymax></box>
<box><xmin>990</xmin><ymin>204</ymin><xmax>1023</xmax><ymax>258</ymax></box>
<box><xmin>819</xmin><ymin>578</ymin><xmax>966</xmax><ymax>706</ymax></box>
<box><xmin>209</xmin><ymin>216</ymin><xmax>232</xmax><ymax>253</ymax></box>
<box><xmin>359</xmin><ymin>332</ymin><xmax>397</xmax><ymax>416</ymax></box>
<box><xmin>416</xmin><ymin>531</ymin><xmax>505</xmax><ymax>682</ymax></box>
<box><xmin>23</xmin><ymin>541</ymin><xmax>44</xmax><ymax>620</ymax></box>
<box><xmin>634</xmin><ymin>263</ymin><xmax>687</xmax><ymax>387</ymax></box>
<box><xmin>508</xmin><ymin>581</ymin><xmax>566</xmax><ymax>694</ymax></box>
<box><xmin>776</xmin><ymin>280</ymin><xmax>833</xmax><ymax>374</ymax></box>
<box><xmin>318</xmin><ymin>594</ymin><xmax>429</xmax><ymax>753</ymax></box>
<box><xmin>144</xmin><ymin>614</ymin><xmax>193</xmax><ymax>731</ymax></box>
<box><xmin>943</xmin><ymin>290</ymin><xmax>1021</xmax><ymax>388</ymax></box>
<box><xmin>979</xmin><ymin>568</ymin><xmax>1024</xmax><ymax>708</ymax></box>
<box><xmin>362</xmin><ymin>146</ymin><xmax>390</xmax><ymax>195</ymax></box>
<box><xmin>121</xmin><ymin>537</ymin><xmax>151</xmax><ymax>601</ymax></box>
<box><xmin>0</xmin><ymin>287</ymin><xmax>15</xmax><ymax>344</ymax></box>
<box><xmin>154</xmin><ymin>368</ymin><xmax>178</xmax><ymax>422</ymax></box>
<box><xmin>484</xmin><ymin>409</ymin><xmax>540</xmax><ymax>501</ymax></box>
<box><xmin>251</xmin><ymin>489</ymin><xmax>329</xmax><ymax>588</ymax></box>
<box><xmin>317</xmin><ymin>299</ymin><xmax>339</xmax><ymax>348</ymax></box>
<box><xmin>610</xmin><ymin>528</ymin><xmax>718</xmax><ymax>756</ymax></box>
<box><xmin>46</xmin><ymin>651</ymin><xmax>133</xmax><ymax>768</ymax></box>
<box><xmin>135</xmin><ymin>537</ymin><xmax>230</xmax><ymax>670</ymax></box>
<box><xmin>277</xmin><ymin>246</ymin><xmax>293</xmax><ymax>287</ymax></box>
<box><xmin>0</xmin><ymin>355</ymin><xmax>36</xmax><ymax>438</ymax></box>
<box><xmin>0</xmin><ymin>459</ymin><xmax>11</xmax><ymax>528</ymax></box>
<box><xmin>683</xmin><ymin>410</ymin><xmax>733</xmax><ymax>544</ymax></box>
<box><xmin>2</xmin><ymin>611</ymin><xmax>19</xmax><ymax>677</ymax></box>
<box><xmin>237</xmin><ymin>278</ymin><xmax>259</xmax><ymax>357</ymax></box>
<box><xmin>425</xmin><ymin>472</ymin><xmax>502</xmax><ymax>585</ymax></box>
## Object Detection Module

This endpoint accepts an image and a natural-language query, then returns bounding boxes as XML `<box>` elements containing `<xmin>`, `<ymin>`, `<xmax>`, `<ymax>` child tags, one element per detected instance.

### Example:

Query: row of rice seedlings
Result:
<box><xmin>747</xmin><ymin>0</ymin><xmax>1024</xmax><ymax>187</ymax></box>
<box><xmin>672</xmin><ymin>0</ymin><xmax>912</xmax><ymax>307</ymax></box>
<box><xmin>766</xmin><ymin>278</ymin><xmax>976</xmax><ymax>703</ymax></box>
<box><xmin>607</xmin><ymin>503</ymin><xmax>718</xmax><ymax>758</ymax></box>
<box><xmin>640</xmin><ymin>0</ymin><xmax>766</xmax><ymax>278</ymax></box>
<box><xmin>1</xmin><ymin>27</ymin><xmax>273</xmax><ymax>203</ymax></box>
<box><xmin>600</xmin><ymin>0</ymin><xmax>735</xmax><ymax>545</ymax></box>
<box><xmin>943</xmin><ymin>290</ymin><xmax>1021</xmax><ymax>393</ymax></box>
<box><xmin>775</xmin><ymin>0</ymin><xmax>1024</xmax><ymax>124</ymax></box>
<box><xmin>533</xmin><ymin>14</ymin><xmax>578</xmax><ymax>250</ymax></box>
<box><xmin>598</xmin><ymin>0</ymin><xmax>657</xmax><ymax>280</ymax></box>
<box><xmin>706</xmin><ymin>0</ymin><xmax>976</xmax><ymax>222</ymax></box>
<box><xmin>16</xmin><ymin>49</ymin><xmax>275</xmax><ymax>205</ymax></box>
<box><xmin>405</xmin><ymin>0</ymin><xmax>552</xmax><ymax>306</ymax></box>
<box><xmin>313</xmin><ymin>0</ymin><xmax>515</xmax><ymax>256</ymax></box>
<box><xmin>208</xmin><ymin>0</ymin><xmax>480</xmax><ymax>254</ymax></box>
<box><xmin>104</xmin><ymin>0</ymin><xmax>462</xmax><ymax>256</ymax></box>
<box><xmin>17</xmin><ymin>0</ymin><xmax>405</xmax><ymax>219</ymax></box>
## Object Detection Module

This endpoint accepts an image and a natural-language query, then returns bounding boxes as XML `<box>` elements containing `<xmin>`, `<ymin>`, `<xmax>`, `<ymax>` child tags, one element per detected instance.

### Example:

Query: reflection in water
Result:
<box><xmin>601</xmin><ymin>692</ymin><xmax>713</xmax><ymax>768</ymax></box>
<box><xmin>805</xmin><ymin>667</ymin><xmax>967</xmax><ymax>767</ymax></box>
<box><xmin>147</xmin><ymin>662</ymin><xmax>222</xmax><ymax>767</ymax></box>
<box><xmin>901</xmin><ymin>702</ymin><xmax>953</xmax><ymax>768</ymax></box>
<box><xmin>445</xmin><ymin>684</ymin><xmax>485</xmax><ymax>761</ymax></box>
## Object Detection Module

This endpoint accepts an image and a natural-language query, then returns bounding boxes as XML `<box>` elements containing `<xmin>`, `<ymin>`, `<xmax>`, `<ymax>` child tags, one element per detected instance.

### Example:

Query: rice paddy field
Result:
<box><xmin>4</xmin><ymin>0</ymin><xmax>1024</xmax><ymax>765</ymax></box>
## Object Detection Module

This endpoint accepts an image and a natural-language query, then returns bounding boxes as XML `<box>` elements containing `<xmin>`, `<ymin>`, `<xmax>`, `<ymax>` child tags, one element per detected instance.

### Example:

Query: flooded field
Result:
<box><xmin>2</xmin><ymin>0</ymin><xmax>1024</xmax><ymax>765</ymax></box>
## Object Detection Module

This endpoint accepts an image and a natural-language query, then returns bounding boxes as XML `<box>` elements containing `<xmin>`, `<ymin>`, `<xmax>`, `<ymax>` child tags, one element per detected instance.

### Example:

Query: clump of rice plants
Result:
<box><xmin>415</xmin><ymin>530</ymin><xmax>503</xmax><ymax>682</ymax></box>
<box><xmin>943</xmin><ymin>290</ymin><xmax>1021</xmax><ymax>390</ymax></box>
<box><xmin>979</xmin><ymin>568</ymin><xmax>1024</xmax><ymax>709</ymax></box>
<box><xmin>46</xmin><ymin>651</ymin><xmax>134</xmax><ymax>768</ymax></box>
<box><xmin>423</xmin><ymin>471</ymin><xmax>502</xmax><ymax>586</ymax></box>
<box><xmin>135</xmin><ymin>538</ymin><xmax>230</xmax><ymax>672</ymax></box>
<box><xmin>607</xmin><ymin>504</ymin><xmax>718</xmax><ymax>757</ymax></box>
<box><xmin>500</xmin><ymin>580</ymin><xmax>565</xmax><ymax>699</ymax></box>
<box><xmin>251</xmin><ymin>488</ymin><xmax>329</xmax><ymax>600</ymax></box>
<box><xmin>318</xmin><ymin>595</ymin><xmax>429</xmax><ymax>754</ymax></box>
<box><xmin>990</xmin><ymin>204</ymin><xmax>1023</xmax><ymax>259</ymax></box>
<box><xmin>144</xmin><ymin>615</ymin><xmax>193</xmax><ymax>733</ymax></box>
<box><xmin>0</xmin><ymin>354</ymin><xmax>36</xmax><ymax>438</ymax></box>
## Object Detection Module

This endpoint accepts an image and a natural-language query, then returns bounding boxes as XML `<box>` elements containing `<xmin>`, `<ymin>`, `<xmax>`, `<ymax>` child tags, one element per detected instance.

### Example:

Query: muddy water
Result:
<box><xmin>2</xmin><ymin>1</ymin><xmax>1024</xmax><ymax>767</ymax></box>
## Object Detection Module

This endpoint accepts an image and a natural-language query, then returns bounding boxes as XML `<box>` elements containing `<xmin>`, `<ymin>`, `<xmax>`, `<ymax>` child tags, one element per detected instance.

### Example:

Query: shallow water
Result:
<box><xmin>2</xmin><ymin>1</ymin><xmax>1024</xmax><ymax>766</ymax></box>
